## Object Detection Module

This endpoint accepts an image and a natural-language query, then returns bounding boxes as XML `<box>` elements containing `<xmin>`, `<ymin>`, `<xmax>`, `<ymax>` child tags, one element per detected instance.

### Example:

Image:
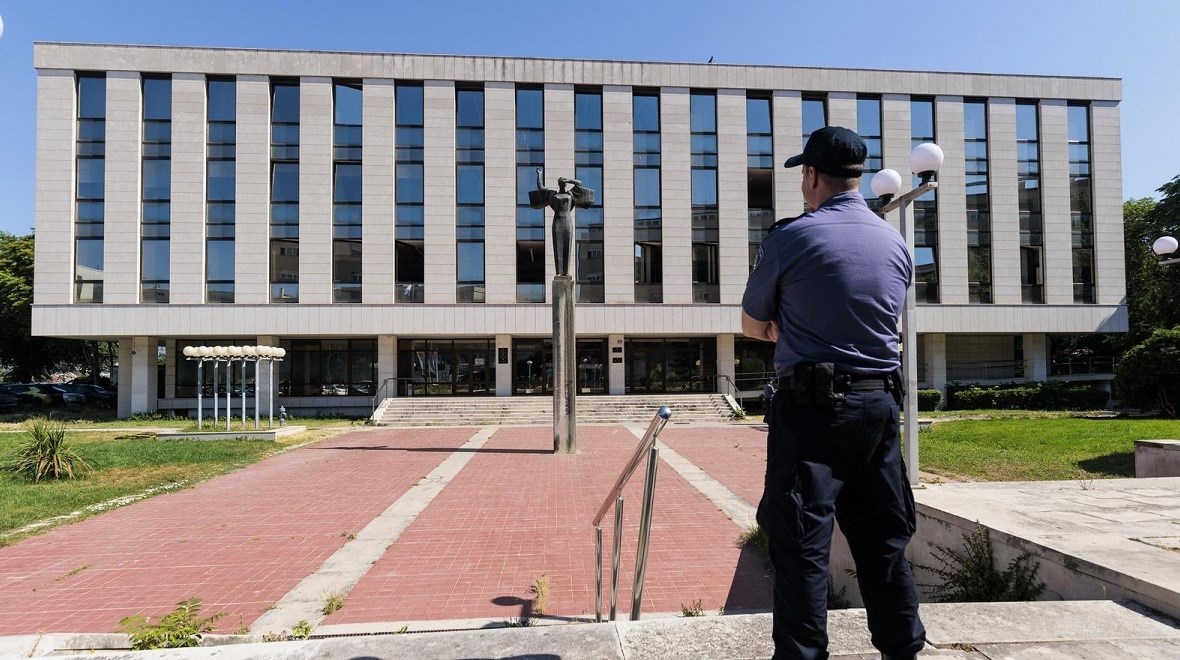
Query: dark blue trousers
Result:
<box><xmin>757</xmin><ymin>389</ymin><xmax>925</xmax><ymax>660</ymax></box>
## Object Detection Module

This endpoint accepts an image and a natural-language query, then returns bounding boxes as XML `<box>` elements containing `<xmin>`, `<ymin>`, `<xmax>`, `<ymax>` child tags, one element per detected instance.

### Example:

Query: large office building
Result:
<box><xmin>31</xmin><ymin>43</ymin><xmax>1126</xmax><ymax>417</ymax></box>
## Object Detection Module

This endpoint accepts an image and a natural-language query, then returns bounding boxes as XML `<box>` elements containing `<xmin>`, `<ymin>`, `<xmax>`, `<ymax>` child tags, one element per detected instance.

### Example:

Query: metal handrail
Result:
<box><xmin>370</xmin><ymin>377</ymin><xmax>396</xmax><ymax>414</ymax></box>
<box><xmin>714</xmin><ymin>374</ymin><xmax>737</xmax><ymax>400</ymax></box>
<box><xmin>593</xmin><ymin>406</ymin><xmax>672</xmax><ymax>623</ymax></box>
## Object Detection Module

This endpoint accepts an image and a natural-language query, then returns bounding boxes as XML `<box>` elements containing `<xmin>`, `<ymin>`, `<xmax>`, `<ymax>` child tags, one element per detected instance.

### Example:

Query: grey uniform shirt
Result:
<box><xmin>742</xmin><ymin>191</ymin><xmax>913</xmax><ymax>377</ymax></box>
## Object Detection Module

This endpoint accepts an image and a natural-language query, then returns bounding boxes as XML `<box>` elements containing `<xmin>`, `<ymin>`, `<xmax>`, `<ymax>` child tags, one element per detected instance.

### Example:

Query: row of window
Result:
<box><xmin>71</xmin><ymin>72</ymin><xmax>1100</xmax><ymax>306</ymax></box>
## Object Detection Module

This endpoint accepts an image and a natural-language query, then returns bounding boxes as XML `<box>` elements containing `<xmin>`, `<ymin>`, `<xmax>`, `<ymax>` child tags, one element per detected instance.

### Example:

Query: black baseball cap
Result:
<box><xmin>784</xmin><ymin>126</ymin><xmax>867</xmax><ymax>177</ymax></box>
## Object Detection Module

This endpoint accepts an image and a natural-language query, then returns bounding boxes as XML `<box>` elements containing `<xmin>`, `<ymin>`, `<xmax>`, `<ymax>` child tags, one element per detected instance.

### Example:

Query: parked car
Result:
<box><xmin>0</xmin><ymin>392</ymin><xmax>20</xmax><ymax>414</ymax></box>
<box><xmin>54</xmin><ymin>383</ymin><xmax>117</xmax><ymax>408</ymax></box>
<box><xmin>0</xmin><ymin>383</ymin><xmax>65</xmax><ymax>408</ymax></box>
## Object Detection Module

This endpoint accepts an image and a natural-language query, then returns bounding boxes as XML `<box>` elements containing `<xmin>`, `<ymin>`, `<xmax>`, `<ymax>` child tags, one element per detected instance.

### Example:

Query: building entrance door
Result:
<box><xmin>513</xmin><ymin>339</ymin><xmax>552</xmax><ymax>395</ymax></box>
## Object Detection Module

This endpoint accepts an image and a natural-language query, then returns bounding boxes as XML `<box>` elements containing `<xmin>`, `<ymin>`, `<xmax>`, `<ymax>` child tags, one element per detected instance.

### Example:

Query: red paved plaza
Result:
<box><xmin>0</xmin><ymin>423</ymin><xmax>771</xmax><ymax>634</ymax></box>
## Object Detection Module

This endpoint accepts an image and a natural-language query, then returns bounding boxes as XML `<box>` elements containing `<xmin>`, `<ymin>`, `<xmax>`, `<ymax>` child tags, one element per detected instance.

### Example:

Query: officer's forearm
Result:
<box><xmin>741</xmin><ymin>311</ymin><xmax>776</xmax><ymax>342</ymax></box>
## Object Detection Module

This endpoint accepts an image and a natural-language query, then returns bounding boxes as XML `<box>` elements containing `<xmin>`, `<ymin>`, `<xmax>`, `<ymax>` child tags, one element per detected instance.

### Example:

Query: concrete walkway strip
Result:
<box><xmin>625</xmin><ymin>425</ymin><xmax>756</xmax><ymax>530</ymax></box>
<box><xmin>250</xmin><ymin>426</ymin><xmax>497</xmax><ymax>635</ymax></box>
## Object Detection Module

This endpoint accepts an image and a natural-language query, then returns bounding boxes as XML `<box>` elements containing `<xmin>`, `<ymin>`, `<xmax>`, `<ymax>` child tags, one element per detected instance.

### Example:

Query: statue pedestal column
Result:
<box><xmin>553</xmin><ymin>274</ymin><xmax>576</xmax><ymax>454</ymax></box>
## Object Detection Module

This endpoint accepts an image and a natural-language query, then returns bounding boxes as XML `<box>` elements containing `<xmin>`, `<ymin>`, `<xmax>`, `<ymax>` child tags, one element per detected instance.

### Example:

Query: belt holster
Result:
<box><xmin>790</xmin><ymin>362</ymin><xmax>846</xmax><ymax>410</ymax></box>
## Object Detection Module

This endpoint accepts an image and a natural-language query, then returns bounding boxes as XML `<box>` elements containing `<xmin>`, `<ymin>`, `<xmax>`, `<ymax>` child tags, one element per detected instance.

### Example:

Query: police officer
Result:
<box><xmin>741</xmin><ymin>126</ymin><xmax>925</xmax><ymax>660</ymax></box>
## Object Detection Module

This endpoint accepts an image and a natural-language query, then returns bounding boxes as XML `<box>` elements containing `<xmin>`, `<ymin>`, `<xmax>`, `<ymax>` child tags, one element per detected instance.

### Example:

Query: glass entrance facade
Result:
<box><xmin>624</xmin><ymin>338</ymin><xmax>716</xmax><ymax>393</ymax></box>
<box><xmin>397</xmin><ymin>338</ymin><xmax>495</xmax><ymax>396</ymax></box>
<box><xmin>512</xmin><ymin>338</ymin><xmax>608</xmax><ymax>395</ymax></box>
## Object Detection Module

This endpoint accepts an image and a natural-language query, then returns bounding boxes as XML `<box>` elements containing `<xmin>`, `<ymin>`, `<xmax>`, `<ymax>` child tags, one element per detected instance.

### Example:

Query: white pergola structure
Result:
<box><xmin>181</xmin><ymin>345</ymin><xmax>286</xmax><ymax>431</ymax></box>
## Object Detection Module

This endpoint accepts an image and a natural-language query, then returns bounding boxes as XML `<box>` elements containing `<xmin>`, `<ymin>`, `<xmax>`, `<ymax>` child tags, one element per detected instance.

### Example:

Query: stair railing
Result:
<box><xmin>370</xmin><ymin>377</ymin><xmax>396</xmax><ymax>415</ymax></box>
<box><xmin>593</xmin><ymin>406</ymin><xmax>672</xmax><ymax>622</ymax></box>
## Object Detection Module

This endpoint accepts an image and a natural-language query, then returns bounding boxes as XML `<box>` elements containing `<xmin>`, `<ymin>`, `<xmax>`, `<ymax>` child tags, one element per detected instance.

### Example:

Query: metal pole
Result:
<box><xmin>900</xmin><ymin>202</ymin><xmax>919</xmax><ymax>486</ymax></box>
<box><xmin>611</xmin><ymin>497</ymin><xmax>623</xmax><ymax>621</ymax></box>
<box><xmin>254</xmin><ymin>359</ymin><xmax>260</xmax><ymax>430</ymax></box>
<box><xmin>630</xmin><ymin>446</ymin><xmax>659</xmax><ymax>621</ymax></box>
<box><xmin>595</xmin><ymin>526</ymin><xmax>603</xmax><ymax>623</ymax></box>
<box><xmin>241</xmin><ymin>359</ymin><xmax>247</xmax><ymax>429</ymax></box>
<box><xmin>212</xmin><ymin>360</ymin><xmax>219</xmax><ymax>428</ymax></box>
<box><xmin>196</xmin><ymin>360</ymin><xmax>204</xmax><ymax>431</ymax></box>
<box><xmin>268</xmin><ymin>359</ymin><xmax>274</xmax><ymax>428</ymax></box>
<box><xmin>226</xmin><ymin>358</ymin><xmax>231</xmax><ymax>431</ymax></box>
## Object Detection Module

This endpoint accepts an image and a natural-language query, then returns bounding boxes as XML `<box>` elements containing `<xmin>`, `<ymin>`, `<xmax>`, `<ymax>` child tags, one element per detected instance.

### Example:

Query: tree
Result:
<box><xmin>0</xmin><ymin>231</ymin><xmax>92</xmax><ymax>382</ymax></box>
<box><xmin>1116</xmin><ymin>328</ymin><xmax>1180</xmax><ymax>416</ymax></box>
<box><xmin>1122</xmin><ymin>180</ymin><xmax>1180</xmax><ymax>347</ymax></box>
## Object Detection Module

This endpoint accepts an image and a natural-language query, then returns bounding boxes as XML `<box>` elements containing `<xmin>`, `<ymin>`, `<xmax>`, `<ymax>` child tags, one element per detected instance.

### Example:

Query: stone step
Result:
<box><xmin>374</xmin><ymin>394</ymin><xmax>736</xmax><ymax>426</ymax></box>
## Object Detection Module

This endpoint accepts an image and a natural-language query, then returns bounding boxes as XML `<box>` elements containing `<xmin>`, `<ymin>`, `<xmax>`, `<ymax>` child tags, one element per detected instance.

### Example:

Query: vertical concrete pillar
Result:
<box><xmin>608</xmin><ymin>334</ymin><xmax>625</xmax><ymax>395</ymax></box>
<box><xmin>484</xmin><ymin>82</ymin><xmax>517</xmax><ymax>305</ymax></box>
<box><xmin>257</xmin><ymin>335</ymin><xmax>280</xmax><ymax>420</ymax></box>
<box><xmin>543</xmin><ymin>84</ymin><xmax>575</xmax><ymax>287</ymax></box>
<box><xmin>603</xmin><ymin>86</ymin><xmax>634</xmax><ymax>304</ymax></box>
<box><xmin>169</xmin><ymin>72</ymin><xmax>206</xmax><ymax>304</ymax></box>
<box><xmin>935</xmin><ymin>96</ymin><xmax>968</xmax><ymax>304</ymax></box>
<box><xmin>880</xmin><ymin>94</ymin><xmax>910</xmax><ymax>234</ymax></box>
<box><xmin>424</xmin><ymin>80</ymin><xmax>457</xmax><ymax>303</ymax></box>
<box><xmin>130</xmin><ymin>336</ymin><xmax>159</xmax><ymax>415</ymax></box>
<box><xmin>235</xmin><ymin>75</ymin><xmax>271</xmax><ymax>304</ymax></box>
<box><xmin>163</xmin><ymin>339</ymin><xmax>177</xmax><ymax>400</ymax></box>
<box><xmin>1023</xmin><ymin>333</ymin><xmax>1049</xmax><ymax>382</ymax></box>
<box><xmin>495</xmin><ymin>334</ymin><xmax>513</xmax><ymax>396</ymax></box>
<box><xmin>298</xmin><ymin>77</ymin><xmax>333</xmax><ymax>304</ymax></box>
<box><xmin>771</xmin><ymin>90</ymin><xmax>803</xmax><ymax>221</ymax></box>
<box><xmin>362</xmin><ymin>78</ymin><xmax>396</xmax><ymax>304</ymax></box>
<box><xmin>33</xmin><ymin>69</ymin><xmax>76</xmax><ymax>306</ymax></box>
<box><xmin>925</xmin><ymin>333</ymin><xmax>948</xmax><ymax>407</ymax></box>
<box><xmin>377</xmin><ymin>334</ymin><xmax>397</xmax><ymax>398</ymax></box>
<box><xmin>988</xmin><ymin>98</ymin><xmax>1021</xmax><ymax>305</ymax></box>
<box><xmin>660</xmin><ymin>88</ymin><xmax>691</xmax><ymax>304</ymax></box>
<box><xmin>716</xmin><ymin>334</ymin><xmax>736</xmax><ymax>396</ymax></box>
<box><xmin>717</xmin><ymin>89</ymin><xmax>747</xmax><ymax>305</ymax></box>
<box><xmin>103</xmin><ymin>72</ymin><xmax>142</xmax><ymax>304</ymax></box>
<box><xmin>1039</xmin><ymin>100</ymin><xmax>1073</xmax><ymax>304</ymax></box>
<box><xmin>1090</xmin><ymin>101</ymin><xmax>1125</xmax><ymax>305</ymax></box>
<box><xmin>117</xmin><ymin>339</ymin><xmax>134</xmax><ymax>418</ymax></box>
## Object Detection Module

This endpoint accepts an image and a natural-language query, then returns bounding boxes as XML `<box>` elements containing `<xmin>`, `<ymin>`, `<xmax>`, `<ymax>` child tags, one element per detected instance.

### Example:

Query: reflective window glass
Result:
<box><xmin>635</xmin><ymin>169</ymin><xmax>661</xmax><ymax>207</ymax></box>
<box><xmin>964</xmin><ymin>102</ymin><xmax>988</xmax><ymax>139</ymax></box>
<box><xmin>1068</xmin><ymin>104</ymin><xmax>1089</xmax><ymax>141</ymax></box>
<box><xmin>271</xmin><ymin>83</ymin><xmax>300</xmax><ymax>123</ymax></box>
<box><xmin>334</xmin><ymin>82</ymin><xmax>362</xmax><ymax>125</ymax></box>
<box><xmin>207</xmin><ymin>241</ymin><xmax>234</xmax><ymax>281</ymax></box>
<box><xmin>802</xmin><ymin>97</ymin><xmax>826</xmax><ymax>137</ymax></box>
<box><xmin>334</xmin><ymin>163</ymin><xmax>362</xmax><ymax>202</ymax></box>
<box><xmin>634</xmin><ymin>94</ymin><xmax>660</xmax><ymax>131</ymax></box>
<box><xmin>77</xmin><ymin>159</ymin><xmax>105</xmax><ymax>199</ymax></box>
<box><xmin>457</xmin><ymin>89</ymin><xmax>484</xmax><ymax>127</ymax></box>
<box><xmin>207</xmin><ymin>78</ymin><xmax>236</xmax><ymax>121</ymax></box>
<box><xmin>77</xmin><ymin>74</ymin><xmax>106</xmax><ymax>118</ymax></box>
<box><xmin>457</xmin><ymin>242</ymin><xmax>485</xmax><ymax>281</ymax></box>
<box><xmin>1016</xmin><ymin>103</ymin><xmax>1038</xmax><ymax>141</ymax></box>
<box><xmin>142</xmin><ymin>160</ymin><xmax>171</xmax><ymax>200</ymax></box>
<box><xmin>142</xmin><ymin>77</ymin><xmax>172</xmax><ymax>120</ymax></box>
<box><xmin>395</xmin><ymin>84</ymin><xmax>424</xmax><ymax>125</ymax></box>
<box><xmin>396</xmin><ymin>163</ymin><xmax>424</xmax><ymax>203</ymax></box>
<box><xmin>207</xmin><ymin>160</ymin><xmax>235</xmax><ymax>201</ymax></box>
<box><xmin>516</xmin><ymin>88</ymin><xmax>543</xmax><ymax>129</ymax></box>
<box><xmin>690</xmin><ymin>93</ymin><xmax>716</xmax><ymax>133</ymax></box>
<box><xmin>271</xmin><ymin>163</ymin><xmax>299</xmax><ymax>201</ymax></box>
<box><xmin>141</xmin><ymin>240</ymin><xmax>170</xmax><ymax>280</ymax></box>
<box><xmin>575</xmin><ymin>92</ymin><xmax>602</xmax><ymax>130</ymax></box>
<box><xmin>746</xmin><ymin>97</ymin><xmax>771</xmax><ymax>134</ymax></box>
<box><xmin>457</xmin><ymin>165</ymin><xmax>484</xmax><ymax>204</ymax></box>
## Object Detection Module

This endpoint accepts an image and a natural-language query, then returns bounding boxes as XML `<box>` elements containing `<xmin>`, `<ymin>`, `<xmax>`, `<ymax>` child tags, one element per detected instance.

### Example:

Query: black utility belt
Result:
<box><xmin>778</xmin><ymin>362</ymin><xmax>898</xmax><ymax>408</ymax></box>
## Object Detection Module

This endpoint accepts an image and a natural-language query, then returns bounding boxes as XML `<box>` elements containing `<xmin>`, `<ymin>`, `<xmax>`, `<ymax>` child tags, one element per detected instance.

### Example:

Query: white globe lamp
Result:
<box><xmin>909</xmin><ymin>142</ymin><xmax>944</xmax><ymax>183</ymax></box>
<box><xmin>1153</xmin><ymin>236</ymin><xmax>1179</xmax><ymax>256</ymax></box>
<box><xmin>183</xmin><ymin>346</ymin><xmax>196</xmax><ymax>357</ymax></box>
<box><xmin>870</xmin><ymin>168</ymin><xmax>903</xmax><ymax>205</ymax></box>
<box><xmin>243</xmin><ymin>345</ymin><xmax>258</xmax><ymax>357</ymax></box>
<box><xmin>229</xmin><ymin>346</ymin><xmax>243</xmax><ymax>358</ymax></box>
<box><xmin>213</xmin><ymin>346</ymin><xmax>228</xmax><ymax>358</ymax></box>
<box><xmin>275</xmin><ymin>348</ymin><xmax>286</xmax><ymax>359</ymax></box>
<box><xmin>198</xmin><ymin>346</ymin><xmax>213</xmax><ymax>358</ymax></box>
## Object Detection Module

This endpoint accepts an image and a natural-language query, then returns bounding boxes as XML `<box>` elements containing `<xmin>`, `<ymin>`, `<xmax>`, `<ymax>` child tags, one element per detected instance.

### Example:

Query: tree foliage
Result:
<box><xmin>0</xmin><ymin>231</ymin><xmax>100</xmax><ymax>382</ymax></box>
<box><xmin>1115</xmin><ymin>328</ymin><xmax>1180</xmax><ymax>416</ymax></box>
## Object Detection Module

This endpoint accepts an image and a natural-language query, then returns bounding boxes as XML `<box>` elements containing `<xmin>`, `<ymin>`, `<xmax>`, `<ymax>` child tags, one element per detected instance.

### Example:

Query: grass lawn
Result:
<box><xmin>920</xmin><ymin>416</ymin><xmax>1180</xmax><ymax>481</ymax></box>
<box><xmin>0</xmin><ymin>428</ymin><xmax>303</xmax><ymax>543</ymax></box>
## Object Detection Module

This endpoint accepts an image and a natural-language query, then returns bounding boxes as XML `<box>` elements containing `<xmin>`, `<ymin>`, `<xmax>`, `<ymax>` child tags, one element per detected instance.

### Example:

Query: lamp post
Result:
<box><xmin>870</xmin><ymin>142</ymin><xmax>944</xmax><ymax>487</ymax></box>
<box><xmin>1153</xmin><ymin>236</ymin><xmax>1180</xmax><ymax>265</ymax></box>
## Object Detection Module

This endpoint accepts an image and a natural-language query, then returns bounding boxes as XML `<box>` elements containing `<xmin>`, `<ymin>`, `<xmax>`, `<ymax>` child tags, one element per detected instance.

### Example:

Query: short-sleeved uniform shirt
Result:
<box><xmin>742</xmin><ymin>191</ymin><xmax>913</xmax><ymax>377</ymax></box>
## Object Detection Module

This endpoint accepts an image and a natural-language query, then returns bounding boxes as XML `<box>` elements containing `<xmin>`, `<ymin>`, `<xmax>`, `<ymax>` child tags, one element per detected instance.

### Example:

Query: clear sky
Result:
<box><xmin>0</xmin><ymin>0</ymin><xmax>1176</xmax><ymax>236</ymax></box>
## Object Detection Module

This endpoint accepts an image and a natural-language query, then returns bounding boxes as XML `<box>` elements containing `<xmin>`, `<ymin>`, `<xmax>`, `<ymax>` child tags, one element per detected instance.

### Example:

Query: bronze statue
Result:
<box><xmin>529</xmin><ymin>168</ymin><xmax>594</xmax><ymax>277</ymax></box>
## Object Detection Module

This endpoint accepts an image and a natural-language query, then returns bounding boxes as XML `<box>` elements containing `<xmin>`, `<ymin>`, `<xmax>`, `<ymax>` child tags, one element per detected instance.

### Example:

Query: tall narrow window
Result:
<box><xmin>801</xmin><ymin>95</ymin><xmax>827</xmax><ymax>212</ymax></box>
<box><xmin>206</xmin><ymin>77</ymin><xmax>236</xmax><ymax>303</ymax></box>
<box><xmin>575</xmin><ymin>89</ymin><xmax>604</xmax><ymax>303</ymax></box>
<box><xmin>141</xmin><ymin>75</ymin><xmax>172</xmax><ymax>303</ymax></box>
<box><xmin>333</xmin><ymin>81</ymin><xmax>362</xmax><ymax>303</ymax></box>
<box><xmin>857</xmin><ymin>96</ymin><xmax>883</xmax><ymax>210</ymax></box>
<box><xmin>75</xmin><ymin>73</ymin><xmax>106</xmax><ymax>304</ymax></box>
<box><xmin>690</xmin><ymin>91</ymin><xmax>719</xmax><ymax>303</ymax></box>
<box><xmin>395</xmin><ymin>83</ymin><xmax>425</xmax><ymax>303</ymax></box>
<box><xmin>964</xmin><ymin>100</ymin><xmax>992</xmax><ymax>304</ymax></box>
<box><xmin>516</xmin><ymin>86</ymin><xmax>545</xmax><ymax>303</ymax></box>
<box><xmin>1068</xmin><ymin>103</ymin><xmax>1094</xmax><ymax>304</ymax></box>
<box><xmin>1017</xmin><ymin>101</ymin><xmax>1044</xmax><ymax>304</ymax></box>
<box><xmin>456</xmin><ymin>87</ymin><xmax>485</xmax><ymax>303</ymax></box>
<box><xmin>747</xmin><ymin>94</ymin><xmax>774</xmax><ymax>270</ymax></box>
<box><xmin>269</xmin><ymin>79</ymin><xmax>300</xmax><ymax>303</ymax></box>
<box><xmin>911</xmin><ymin>98</ymin><xmax>939</xmax><ymax>303</ymax></box>
<box><xmin>633</xmin><ymin>91</ymin><xmax>662</xmax><ymax>303</ymax></box>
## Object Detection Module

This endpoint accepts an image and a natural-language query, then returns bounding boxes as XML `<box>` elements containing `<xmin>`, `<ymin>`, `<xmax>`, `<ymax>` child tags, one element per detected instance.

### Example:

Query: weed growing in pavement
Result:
<box><xmin>117</xmin><ymin>598</ymin><xmax>226</xmax><ymax>650</ymax></box>
<box><xmin>231</xmin><ymin>617</ymin><xmax>249</xmax><ymax>635</ymax></box>
<box><xmin>680</xmin><ymin>599</ymin><xmax>704</xmax><ymax>617</ymax></box>
<box><xmin>260</xmin><ymin>631</ymin><xmax>286</xmax><ymax>642</ymax></box>
<box><xmin>738</xmin><ymin>525</ymin><xmax>769</xmax><ymax>557</ymax></box>
<box><xmin>322</xmin><ymin>591</ymin><xmax>344</xmax><ymax>616</ymax></box>
<box><xmin>528</xmin><ymin>574</ymin><xmax>550</xmax><ymax>615</ymax></box>
<box><xmin>502</xmin><ymin>617</ymin><xmax>533</xmax><ymax>627</ymax></box>
<box><xmin>291</xmin><ymin>620</ymin><xmax>313</xmax><ymax>640</ymax></box>
<box><xmin>916</xmin><ymin>523</ymin><xmax>1046</xmax><ymax>603</ymax></box>
<box><xmin>395</xmin><ymin>624</ymin><xmax>409</xmax><ymax>634</ymax></box>
<box><xmin>827</xmin><ymin>578</ymin><xmax>852</xmax><ymax>610</ymax></box>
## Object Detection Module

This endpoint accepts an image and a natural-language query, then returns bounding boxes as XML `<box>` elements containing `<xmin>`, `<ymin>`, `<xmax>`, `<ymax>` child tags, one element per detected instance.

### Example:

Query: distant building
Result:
<box><xmin>31</xmin><ymin>43</ymin><xmax>1126</xmax><ymax>416</ymax></box>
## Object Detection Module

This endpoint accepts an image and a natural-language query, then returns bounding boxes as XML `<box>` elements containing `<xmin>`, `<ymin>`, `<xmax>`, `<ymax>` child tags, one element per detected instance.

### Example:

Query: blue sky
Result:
<box><xmin>0</xmin><ymin>0</ymin><xmax>1176</xmax><ymax>236</ymax></box>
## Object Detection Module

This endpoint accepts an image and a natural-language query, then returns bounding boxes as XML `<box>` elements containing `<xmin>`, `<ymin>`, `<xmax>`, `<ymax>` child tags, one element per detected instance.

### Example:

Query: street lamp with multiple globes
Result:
<box><xmin>182</xmin><ymin>345</ymin><xmax>286</xmax><ymax>430</ymax></box>
<box><xmin>869</xmin><ymin>142</ymin><xmax>945</xmax><ymax>487</ymax></box>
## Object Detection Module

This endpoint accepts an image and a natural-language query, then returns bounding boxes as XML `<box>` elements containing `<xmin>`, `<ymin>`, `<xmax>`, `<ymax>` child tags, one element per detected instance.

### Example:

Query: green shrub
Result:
<box><xmin>947</xmin><ymin>381</ymin><xmax>1107</xmax><ymax>411</ymax></box>
<box><xmin>917</xmin><ymin>524</ymin><xmax>1045</xmax><ymax>603</ymax></box>
<box><xmin>917</xmin><ymin>389</ymin><xmax>943</xmax><ymax>411</ymax></box>
<box><xmin>118</xmin><ymin>598</ymin><xmax>226</xmax><ymax>650</ymax></box>
<box><xmin>10</xmin><ymin>418</ymin><xmax>90</xmax><ymax>482</ymax></box>
<box><xmin>1116</xmin><ymin>328</ymin><xmax>1180</xmax><ymax>416</ymax></box>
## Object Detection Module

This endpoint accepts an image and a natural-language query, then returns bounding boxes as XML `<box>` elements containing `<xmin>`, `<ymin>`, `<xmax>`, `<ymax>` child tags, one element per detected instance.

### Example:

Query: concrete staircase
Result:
<box><xmin>372</xmin><ymin>394</ymin><xmax>738</xmax><ymax>426</ymax></box>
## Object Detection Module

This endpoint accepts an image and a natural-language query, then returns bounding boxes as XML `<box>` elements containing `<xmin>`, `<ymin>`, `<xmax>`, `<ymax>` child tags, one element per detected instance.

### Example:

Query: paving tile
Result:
<box><xmin>0</xmin><ymin>428</ymin><xmax>475</xmax><ymax>634</ymax></box>
<box><xmin>327</xmin><ymin>425</ymin><xmax>772</xmax><ymax>624</ymax></box>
